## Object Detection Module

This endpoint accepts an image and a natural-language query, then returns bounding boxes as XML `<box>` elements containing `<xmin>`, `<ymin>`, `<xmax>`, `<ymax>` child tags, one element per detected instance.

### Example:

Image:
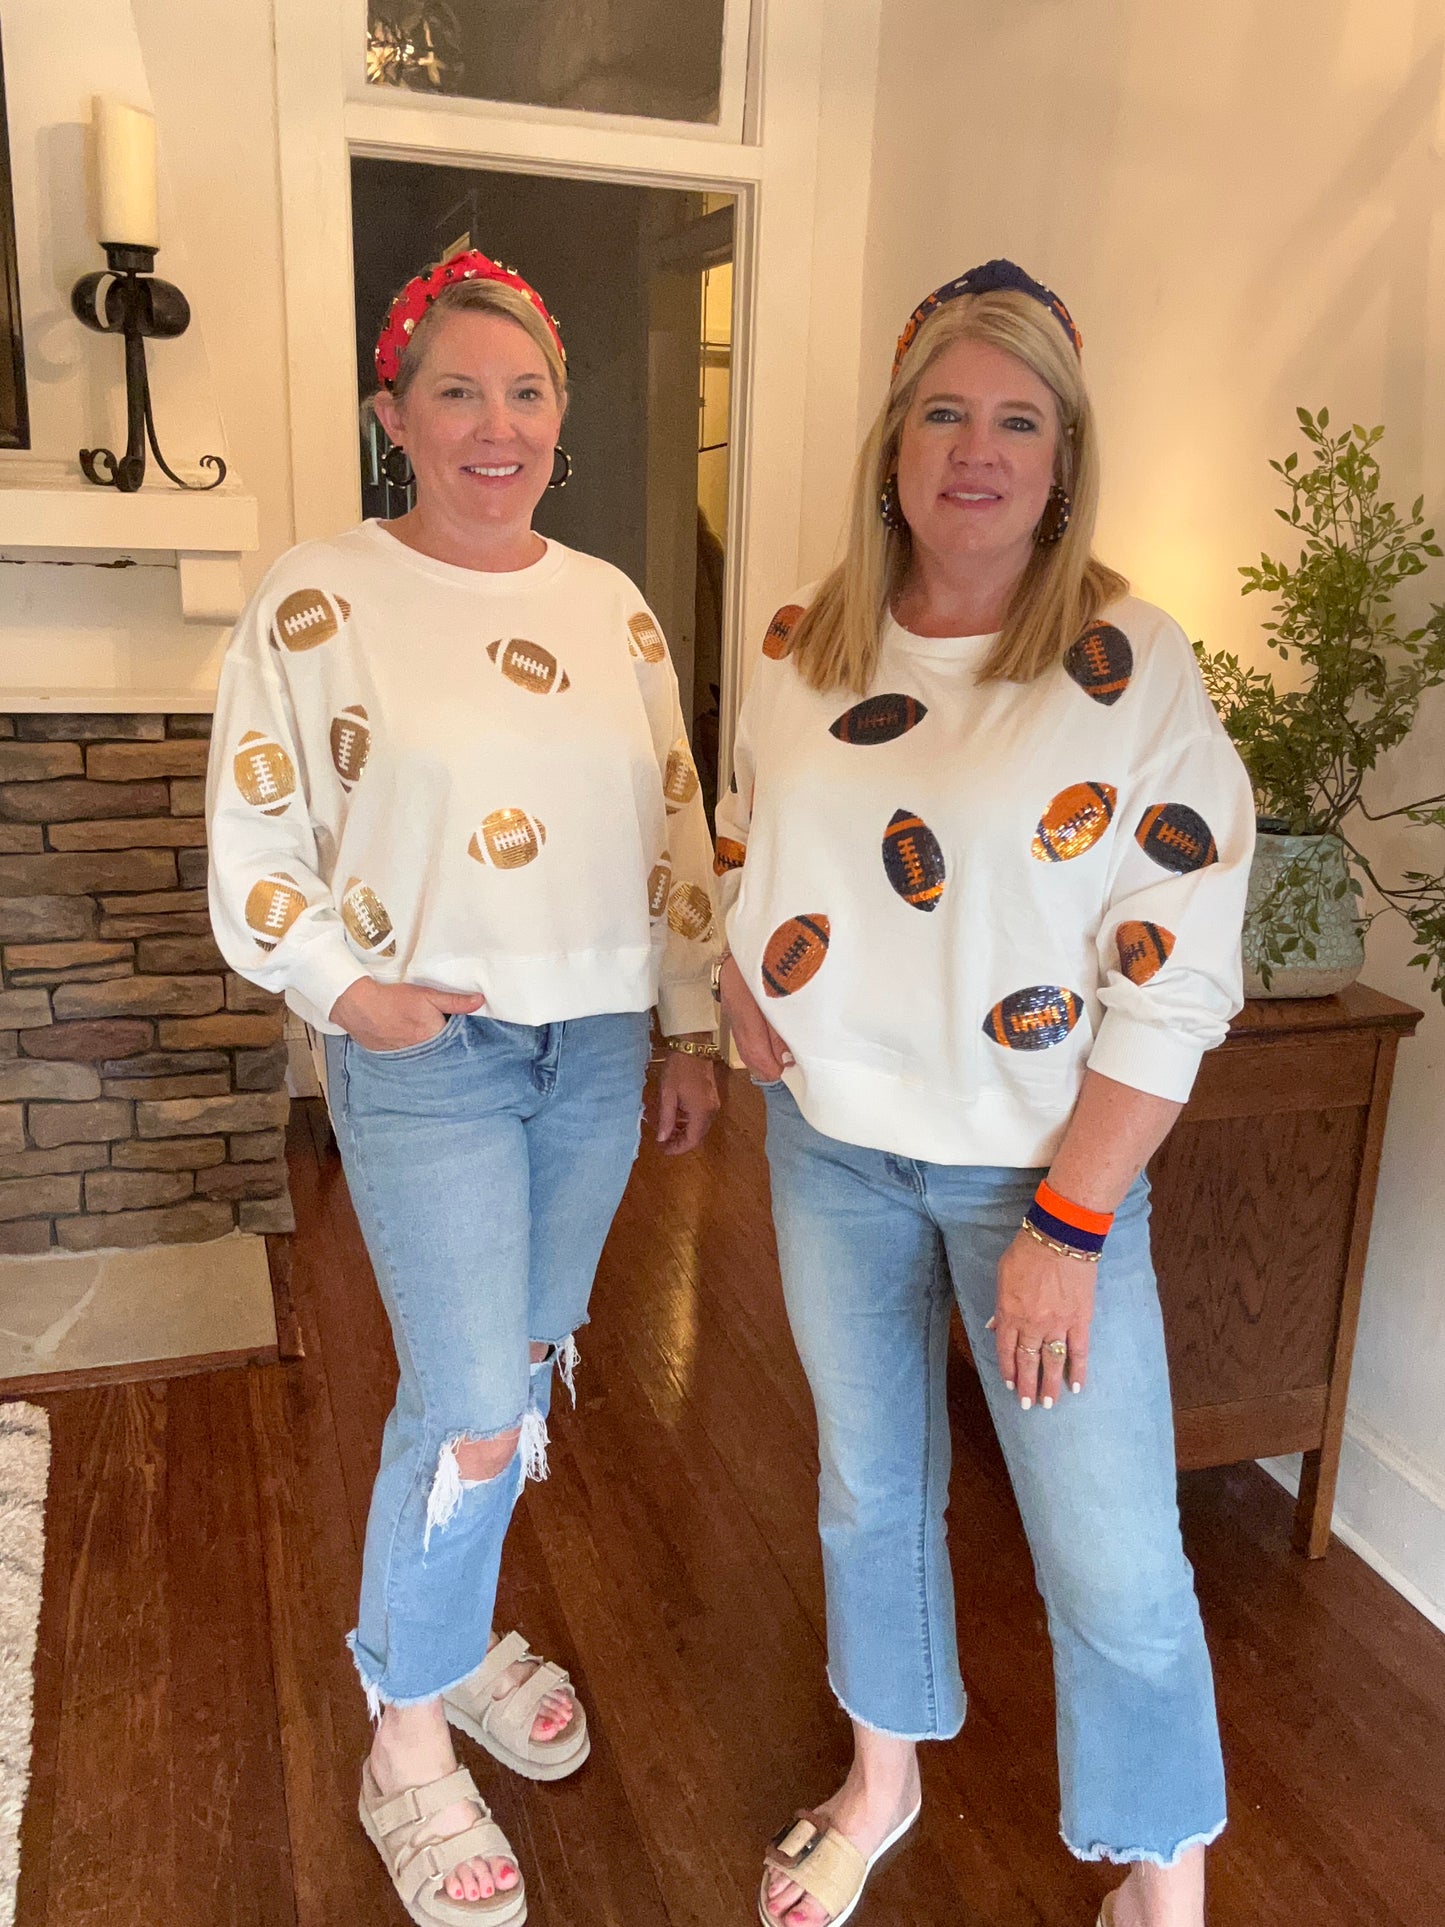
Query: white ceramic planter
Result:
<box><xmin>1243</xmin><ymin>829</ymin><xmax>1365</xmax><ymax>998</ymax></box>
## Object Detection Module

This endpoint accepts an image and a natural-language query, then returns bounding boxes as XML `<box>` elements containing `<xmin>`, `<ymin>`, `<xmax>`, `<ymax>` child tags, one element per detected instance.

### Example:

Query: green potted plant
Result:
<box><xmin>1196</xmin><ymin>409</ymin><xmax>1445</xmax><ymax>1001</ymax></box>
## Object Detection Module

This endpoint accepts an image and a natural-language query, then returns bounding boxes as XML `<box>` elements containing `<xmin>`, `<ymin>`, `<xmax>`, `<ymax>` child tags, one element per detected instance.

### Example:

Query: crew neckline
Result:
<box><xmin>884</xmin><ymin>610</ymin><xmax>1000</xmax><ymax>661</ymax></box>
<box><xmin>361</xmin><ymin>518</ymin><xmax>568</xmax><ymax>591</ymax></box>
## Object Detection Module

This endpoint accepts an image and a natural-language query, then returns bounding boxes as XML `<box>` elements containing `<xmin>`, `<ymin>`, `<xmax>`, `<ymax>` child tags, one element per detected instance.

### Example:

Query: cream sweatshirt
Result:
<box><xmin>716</xmin><ymin>594</ymin><xmax>1255</xmax><ymax>1166</ymax></box>
<box><xmin>207</xmin><ymin>523</ymin><xmax>721</xmax><ymax>1035</ymax></box>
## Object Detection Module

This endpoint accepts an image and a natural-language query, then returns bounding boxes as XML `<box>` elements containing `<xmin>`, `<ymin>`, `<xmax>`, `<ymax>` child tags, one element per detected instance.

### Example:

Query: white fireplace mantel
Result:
<box><xmin>0</xmin><ymin>461</ymin><xmax>259</xmax><ymax>622</ymax></box>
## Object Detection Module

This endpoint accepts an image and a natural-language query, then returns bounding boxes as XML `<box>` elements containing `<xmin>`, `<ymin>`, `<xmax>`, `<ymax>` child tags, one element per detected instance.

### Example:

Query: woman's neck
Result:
<box><xmin>892</xmin><ymin>540</ymin><xmax>1028</xmax><ymax>638</ymax></box>
<box><xmin>383</xmin><ymin>503</ymin><xmax>545</xmax><ymax>574</ymax></box>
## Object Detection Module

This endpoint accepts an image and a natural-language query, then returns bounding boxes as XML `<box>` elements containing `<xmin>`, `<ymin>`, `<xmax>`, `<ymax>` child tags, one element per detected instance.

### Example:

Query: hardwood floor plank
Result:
<box><xmin>45</xmin><ymin>1385</ymin><xmax>175</xmax><ymax>1927</ymax></box>
<box><xmin>165</xmin><ymin>1368</ymin><xmax>295</xmax><ymax>1927</ymax></box>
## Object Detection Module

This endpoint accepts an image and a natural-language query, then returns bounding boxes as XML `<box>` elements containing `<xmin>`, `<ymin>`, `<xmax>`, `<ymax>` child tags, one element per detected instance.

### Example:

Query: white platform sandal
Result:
<box><xmin>442</xmin><ymin>1630</ymin><xmax>590</xmax><ymax>1782</ymax></box>
<box><xmin>359</xmin><ymin>1759</ymin><xmax>526</xmax><ymax>1926</ymax></box>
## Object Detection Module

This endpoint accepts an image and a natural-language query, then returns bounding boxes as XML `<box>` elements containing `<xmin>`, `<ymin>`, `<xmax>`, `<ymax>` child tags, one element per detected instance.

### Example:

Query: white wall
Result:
<box><xmin>859</xmin><ymin>0</ymin><xmax>1445</xmax><ymax>1622</ymax></box>
<box><xmin>795</xmin><ymin>0</ymin><xmax>886</xmax><ymax>581</ymax></box>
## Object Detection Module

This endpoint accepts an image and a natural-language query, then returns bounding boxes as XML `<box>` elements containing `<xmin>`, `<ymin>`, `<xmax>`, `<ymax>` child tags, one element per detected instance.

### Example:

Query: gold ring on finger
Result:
<box><xmin>1043</xmin><ymin>1340</ymin><xmax>1068</xmax><ymax>1358</ymax></box>
<box><xmin>1016</xmin><ymin>1343</ymin><xmax>1041</xmax><ymax>1356</ymax></box>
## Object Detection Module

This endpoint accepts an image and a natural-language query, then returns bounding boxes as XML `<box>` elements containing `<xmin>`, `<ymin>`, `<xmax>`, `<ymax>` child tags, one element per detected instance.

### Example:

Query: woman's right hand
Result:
<box><xmin>330</xmin><ymin>978</ymin><xmax>486</xmax><ymax>1053</ymax></box>
<box><xmin>718</xmin><ymin>955</ymin><xmax>794</xmax><ymax>1083</ymax></box>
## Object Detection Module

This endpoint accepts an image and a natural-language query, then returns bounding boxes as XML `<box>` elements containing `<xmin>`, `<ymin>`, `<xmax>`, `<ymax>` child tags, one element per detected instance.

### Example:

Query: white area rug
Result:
<box><xmin>0</xmin><ymin>1405</ymin><xmax>49</xmax><ymax>1927</ymax></box>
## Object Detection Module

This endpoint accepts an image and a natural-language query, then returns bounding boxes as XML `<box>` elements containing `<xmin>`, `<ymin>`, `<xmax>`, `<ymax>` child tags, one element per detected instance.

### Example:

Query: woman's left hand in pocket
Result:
<box><xmin>655</xmin><ymin>1046</ymin><xmax>721</xmax><ymax>1156</ymax></box>
<box><xmin>989</xmin><ymin>1230</ymin><xmax>1096</xmax><ymax>1410</ymax></box>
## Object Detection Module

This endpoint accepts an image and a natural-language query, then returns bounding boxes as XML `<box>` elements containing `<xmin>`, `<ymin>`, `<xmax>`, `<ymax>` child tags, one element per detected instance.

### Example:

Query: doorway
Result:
<box><xmin>351</xmin><ymin>158</ymin><xmax>736</xmax><ymax>819</ymax></box>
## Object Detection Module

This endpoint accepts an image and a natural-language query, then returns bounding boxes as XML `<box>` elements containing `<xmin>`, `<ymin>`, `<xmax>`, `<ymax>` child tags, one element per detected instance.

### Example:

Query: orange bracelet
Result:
<box><xmin>1034</xmin><ymin>1178</ymin><xmax>1114</xmax><ymax>1237</ymax></box>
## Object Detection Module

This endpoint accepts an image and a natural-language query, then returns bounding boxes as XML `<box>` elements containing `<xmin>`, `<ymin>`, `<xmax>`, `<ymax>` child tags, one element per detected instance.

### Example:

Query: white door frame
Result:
<box><xmin>274</xmin><ymin>0</ymin><xmax>829</xmax><ymax>780</ymax></box>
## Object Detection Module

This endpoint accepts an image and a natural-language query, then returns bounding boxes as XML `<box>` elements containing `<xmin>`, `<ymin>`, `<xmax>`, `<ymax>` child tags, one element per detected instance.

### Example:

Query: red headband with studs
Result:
<box><xmin>374</xmin><ymin>250</ymin><xmax>566</xmax><ymax>388</ymax></box>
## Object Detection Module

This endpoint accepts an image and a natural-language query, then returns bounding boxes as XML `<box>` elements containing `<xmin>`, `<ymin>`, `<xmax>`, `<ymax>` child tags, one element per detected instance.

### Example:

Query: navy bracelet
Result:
<box><xmin>1023</xmin><ymin>1197</ymin><xmax>1108</xmax><ymax>1259</ymax></box>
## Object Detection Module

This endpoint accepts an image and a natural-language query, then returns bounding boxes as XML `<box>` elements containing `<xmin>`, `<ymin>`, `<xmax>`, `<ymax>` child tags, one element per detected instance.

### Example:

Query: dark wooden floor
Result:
<box><xmin>14</xmin><ymin>1072</ymin><xmax>1445</xmax><ymax>1926</ymax></box>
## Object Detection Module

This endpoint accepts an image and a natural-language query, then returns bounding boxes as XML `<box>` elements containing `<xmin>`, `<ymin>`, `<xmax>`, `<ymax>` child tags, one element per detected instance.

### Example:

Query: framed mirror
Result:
<box><xmin>0</xmin><ymin>24</ymin><xmax>28</xmax><ymax>450</ymax></box>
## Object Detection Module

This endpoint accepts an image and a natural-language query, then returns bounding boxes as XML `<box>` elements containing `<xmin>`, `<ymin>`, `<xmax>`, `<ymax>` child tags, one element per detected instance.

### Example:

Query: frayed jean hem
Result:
<box><xmin>827</xmin><ymin>1665</ymin><xmax>966</xmax><ymax>1745</ymax></box>
<box><xmin>347</xmin><ymin>1631</ymin><xmax>490</xmax><ymax>1724</ymax></box>
<box><xmin>1063</xmin><ymin>1816</ymin><xmax>1227</xmax><ymax>1868</ymax></box>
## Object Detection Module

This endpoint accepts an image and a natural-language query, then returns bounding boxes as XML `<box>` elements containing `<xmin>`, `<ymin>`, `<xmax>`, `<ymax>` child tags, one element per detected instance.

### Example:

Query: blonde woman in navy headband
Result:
<box><xmin>208</xmin><ymin>252</ymin><xmax>722</xmax><ymax>1922</ymax></box>
<box><xmin>714</xmin><ymin>261</ymin><xmax>1254</xmax><ymax>1927</ymax></box>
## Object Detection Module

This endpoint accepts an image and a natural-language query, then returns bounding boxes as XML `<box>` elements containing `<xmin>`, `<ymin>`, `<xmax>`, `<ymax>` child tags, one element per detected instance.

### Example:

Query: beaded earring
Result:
<box><xmin>879</xmin><ymin>473</ymin><xmax>906</xmax><ymax>530</ymax></box>
<box><xmin>548</xmin><ymin>446</ymin><xmax>573</xmax><ymax>490</ymax></box>
<box><xmin>380</xmin><ymin>445</ymin><xmax>414</xmax><ymax>488</ymax></box>
<box><xmin>1037</xmin><ymin>483</ymin><xmax>1072</xmax><ymax>545</ymax></box>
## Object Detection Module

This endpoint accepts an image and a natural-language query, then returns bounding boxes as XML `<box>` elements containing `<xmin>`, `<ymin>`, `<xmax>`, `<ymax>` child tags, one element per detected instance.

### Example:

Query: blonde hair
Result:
<box><xmin>385</xmin><ymin>278</ymin><xmax>568</xmax><ymax>408</ymax></box>
<box><xmin>788</xmin><ymin>290</ymin><xmax>1126</xmax><ymax>692</ymax></box>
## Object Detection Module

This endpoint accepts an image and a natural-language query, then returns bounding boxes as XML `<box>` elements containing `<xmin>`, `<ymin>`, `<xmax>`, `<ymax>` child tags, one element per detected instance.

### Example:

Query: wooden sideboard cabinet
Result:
<box><xmin>1149</xmin><ymin>984</ymin><xmax>1422</xmax><ymax>1557</ymax></box>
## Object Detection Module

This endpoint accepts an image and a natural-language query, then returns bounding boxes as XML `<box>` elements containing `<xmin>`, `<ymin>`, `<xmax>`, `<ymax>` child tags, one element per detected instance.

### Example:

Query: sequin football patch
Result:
<box><xmin>627</xmin><ymin>611</ymin><xmax>667</xmax><ymax>663</ymax></box>
<box><xmin>233</xmin><ymin>732</ymin><xmax>297</xmax><ymax>817</ymax></box>
<box><xmin>1031</xmin><ymin>781</ymin><xmax>1117</xmax><ymax>861</ymax></box>
<box><xmin>667</xmin><ymin>882</ymin><xmax>714</xmax><ymax>941</ymax></box>
<box><xmin>982</xmin><ymin>984</ymin><xmax>1083</xmax><ymax>1051</ymax></box>
<box><xmin>829</xmin><ymin>693</ymin><xmax>929</xmax><ymax>745</ymax></box>
<box><xmin>330</xmin><ymin>706</ymin><xmax>371</xmax><ymax>790</ymax></box>
<box><xmin>762</xmin><ymin>914</ymin><xmax>831</xmax><ymax>998</ymax></box>
<box><xmin>486</xmin><ymin>637</ymin><xmax>571</xmax><ymax>695</ymax></box>
<box><xmin>340</xmin><ymin>877</ymin><xmax>396</xmax><ymax>957</ymax></box>
<box><xmin>882</xmin><ymin>810</ymin><xmax>946</xmax><ymax>911</ymax></box>
<box><xmin>244</xmin><ymin>871</ymin><xmax>307</xmax><ymax>952</ymax></box>
<box><xmin>647</xmin><ymin>854</ymin><xmax>672</xmax><ymax>920</ymax></box>
<box><xmin>663</xmin><ymin>741</ymin><xmax>700</xmax><ymax>814</ymax></box>
<box><xmin>1064</xmin><ymin>623</ymin><xmax>1133</xmax><ymax>705</ymax></box>
<box><xmin>1135</xmin><ymin>803</ymin><xmax>1218</xmax><ymax>874</ymax></box>
<box><xmin>762</xmin><ymin>604</ymin><xmax>805</xmax><ymax>660</ymax></box>
<box><xmin>271</xmin><ymin>588</ymin><xmax>351</xmax><ymax>653</ymax></box>
<box><xmin>468</xmin><ymin>808</ymin><xmax>547</xmax><ymax>870</ymax></box>
<box><xmin>1116</xmin><ymin>920</ymin><xmax>1175</xmax><ymax>984</ymax></box>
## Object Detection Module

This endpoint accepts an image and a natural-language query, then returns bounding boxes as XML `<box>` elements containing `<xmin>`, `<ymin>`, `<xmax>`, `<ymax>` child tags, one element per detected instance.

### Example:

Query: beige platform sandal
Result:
<box><xmin>442</xmin><ymin>1630</ymin><xmax>590</xmax><ymax>1781</ymax></box>
<box><xmin>359</xmin><ymin>1760</ymin><xmax>527</xmax><ymax>1927</ymax></box>
<box><xmin>758</xmin><ymin>1801</ymin><xmax>921</xmax><ymax>1927</ymax></box>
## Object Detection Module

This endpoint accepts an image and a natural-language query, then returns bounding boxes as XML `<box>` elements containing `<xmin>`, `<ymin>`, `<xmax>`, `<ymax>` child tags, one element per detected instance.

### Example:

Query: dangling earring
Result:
<box><xmin>548</xmin><ymin>446</ymin><xmax>573</xmax><ymax>490</ymax></box>
<box><xmin>879</xmin><ymin>473</ymin><xmax>906</xmax><ymax>530</ymax></box>
<box><xmin>1037</xmin><ymin>483</ymin><xmax>1072</xmax><ymax>545</ymax></box>
<box><xmin>381</xmin><ymin>444</ymin><xmax>414</xmax><ymax>488</ymax></box>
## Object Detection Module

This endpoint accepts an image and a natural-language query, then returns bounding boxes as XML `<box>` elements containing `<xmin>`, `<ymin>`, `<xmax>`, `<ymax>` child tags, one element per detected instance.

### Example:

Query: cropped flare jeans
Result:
<box><xmin>762</xmin><ymin>1081</ymin><xmax>1227</xmax><ymax>1867</ymax></box>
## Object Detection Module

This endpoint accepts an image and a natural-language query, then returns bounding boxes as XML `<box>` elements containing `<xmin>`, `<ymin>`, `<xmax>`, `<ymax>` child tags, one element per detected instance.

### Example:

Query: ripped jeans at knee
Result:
<box><xmin>423</xmin><ymin>1332</ymin><xmax>583</xmax><ymax>1549</ymax></box>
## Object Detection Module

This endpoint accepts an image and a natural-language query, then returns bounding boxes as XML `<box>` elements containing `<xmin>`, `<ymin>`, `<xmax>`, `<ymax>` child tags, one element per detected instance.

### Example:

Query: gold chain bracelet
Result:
<box><xmin>666</xmin><ymin>1037</ymin><xmax>722</xmax><ymax>1060</ymax></box>
<box><xmin>1019</xmin><ymin>1216</ymin><xmax>1102</xmax><ymax>1264</ymax></box>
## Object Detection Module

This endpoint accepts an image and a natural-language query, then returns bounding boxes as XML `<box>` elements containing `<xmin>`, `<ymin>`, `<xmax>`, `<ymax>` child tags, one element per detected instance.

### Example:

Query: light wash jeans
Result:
<box><xmin>324</xmin><ymin>1009</ymin><xmax>651</xmax><ymax>1712</ymax></box>
<box><xmin>762</xmin><ymin>1082</ymin><xmax>1227</xmax><ymax>1867</ymax></box>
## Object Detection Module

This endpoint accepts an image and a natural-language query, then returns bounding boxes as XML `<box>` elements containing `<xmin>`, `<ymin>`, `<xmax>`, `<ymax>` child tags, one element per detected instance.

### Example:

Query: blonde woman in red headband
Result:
<box><xmin>716</xmin><ymin>263</ymin><xmax>1254</xmax><ymax>1927</ymax></box>
<box><xmin>207</xmin><ymin>254</ymin><xmax>722</xmax><ymax>1922</ymax></box>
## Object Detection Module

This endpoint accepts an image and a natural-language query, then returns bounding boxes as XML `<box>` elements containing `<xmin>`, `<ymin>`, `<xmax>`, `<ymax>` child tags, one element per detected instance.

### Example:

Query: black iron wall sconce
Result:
<box><xmin>70</xmin><ymin>242</ymin><xmax>225</xmax><ymax>492</ymax></box>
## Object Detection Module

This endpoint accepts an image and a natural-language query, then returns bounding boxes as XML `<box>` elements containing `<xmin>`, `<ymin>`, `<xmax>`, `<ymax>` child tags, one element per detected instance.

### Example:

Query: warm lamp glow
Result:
<box><xmin>93</xmin><ymin>96</ymin><xmax>159</xmax><ymax>250</ymax></box>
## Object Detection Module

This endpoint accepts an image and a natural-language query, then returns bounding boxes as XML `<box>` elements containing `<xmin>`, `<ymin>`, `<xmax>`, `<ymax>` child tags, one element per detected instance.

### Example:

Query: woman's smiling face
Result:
<box><xmin>894</xmin><ymin>335</ymin><xmax>1061</xmax><ymax>580</ymax></box>
<box><xmin>376</xmin><ymin>307</ymin><xmax>565</xmax><ymax>540</ymax></box>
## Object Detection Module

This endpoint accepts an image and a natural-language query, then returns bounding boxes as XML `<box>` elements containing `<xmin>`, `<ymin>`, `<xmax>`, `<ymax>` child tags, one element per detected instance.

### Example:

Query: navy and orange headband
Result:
<box><xmin>892</xmin><ymin>258</ymin><xmax>1081</xmax><ymax>379</ymax></box>
<box><xmin>375</xmin><ymin>249</ymin><xmax>565</xmax><ymax>388</ymax></box>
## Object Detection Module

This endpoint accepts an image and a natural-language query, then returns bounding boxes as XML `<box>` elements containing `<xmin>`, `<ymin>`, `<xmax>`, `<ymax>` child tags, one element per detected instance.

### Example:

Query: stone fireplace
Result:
<box><xmin>0</xmin><ymin>708</ymin><xmax>294</xmax><ymax>1256</ymax></box>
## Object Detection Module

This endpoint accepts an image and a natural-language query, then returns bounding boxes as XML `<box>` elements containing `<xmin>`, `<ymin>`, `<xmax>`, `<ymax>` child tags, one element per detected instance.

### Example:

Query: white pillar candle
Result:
<box><xmin>93</xmin><ymin>96</ymin><xmax>159</xmax><ymax>249</ymax></box>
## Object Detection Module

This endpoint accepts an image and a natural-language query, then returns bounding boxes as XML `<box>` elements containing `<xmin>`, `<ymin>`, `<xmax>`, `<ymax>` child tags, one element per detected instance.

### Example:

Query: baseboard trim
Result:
<box><xmin>1260</xmin><ymin>1413</ymin><xmax>1445</xmax><ymax>1635</ymax></box>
